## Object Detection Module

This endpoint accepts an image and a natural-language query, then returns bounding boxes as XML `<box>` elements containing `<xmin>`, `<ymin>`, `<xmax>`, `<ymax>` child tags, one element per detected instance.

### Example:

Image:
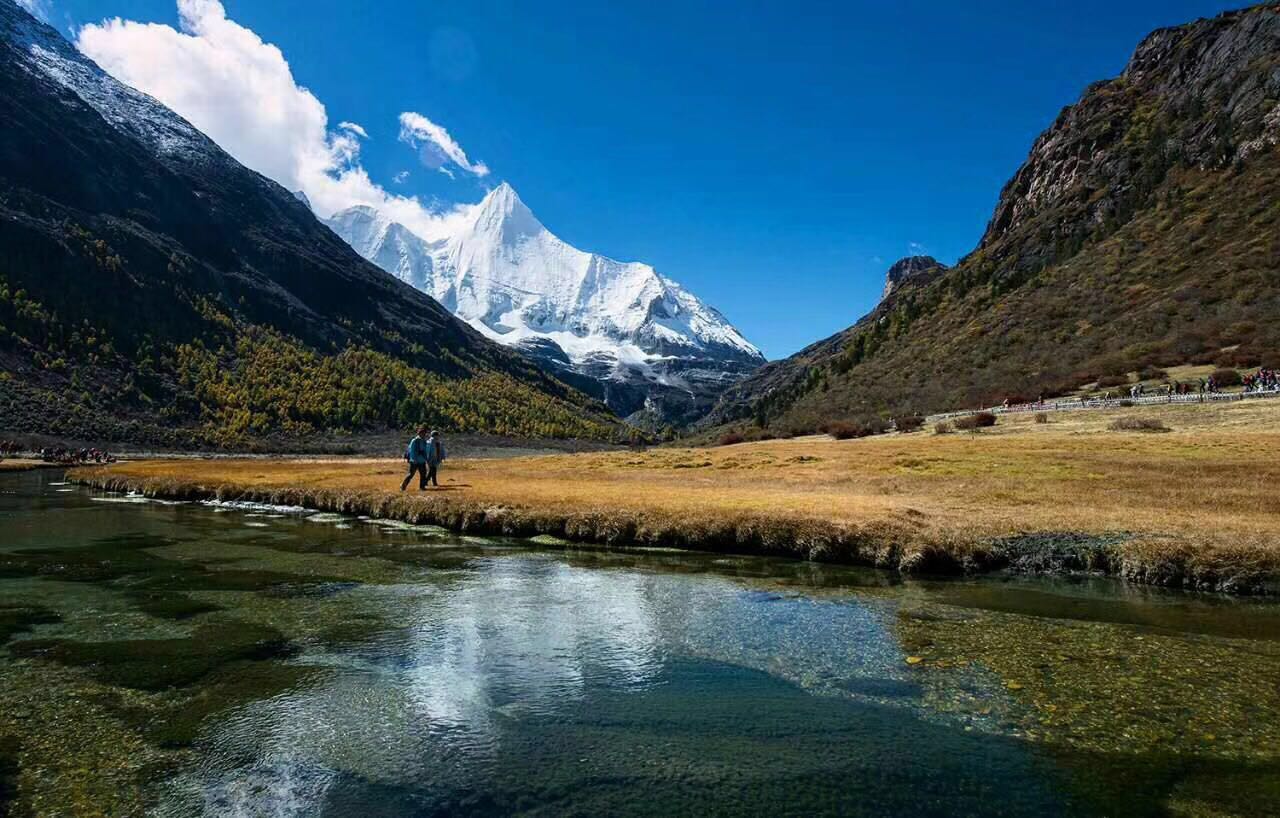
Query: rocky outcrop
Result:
<box><xmin>881</xmin><ymin>256</ymin><xmax>949</xmax><ymax>301</ymax></box>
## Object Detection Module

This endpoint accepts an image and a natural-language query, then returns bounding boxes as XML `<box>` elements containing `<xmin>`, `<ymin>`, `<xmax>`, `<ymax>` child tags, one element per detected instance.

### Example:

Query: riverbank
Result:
<box><xmin>70</xmin><ymin>400</ymin><xmax>1280</xmax><ymax>594</ymax></box>
<box><xmin>0</xmin><ymin>459</ymin><xmax>56</xmax><ymax>472</ymax></box>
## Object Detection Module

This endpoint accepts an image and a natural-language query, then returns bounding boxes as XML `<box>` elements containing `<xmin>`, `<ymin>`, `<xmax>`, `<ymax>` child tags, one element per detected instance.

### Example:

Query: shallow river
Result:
<box><xmin>1</xmin><ymin>470</ymin><xmax>1278</xmax><ymax>816</ymax></box>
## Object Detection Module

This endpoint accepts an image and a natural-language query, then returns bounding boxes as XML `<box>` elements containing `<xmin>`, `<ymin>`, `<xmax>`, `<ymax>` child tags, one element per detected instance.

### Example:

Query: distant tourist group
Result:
<box><xmin>400</xmin><ymin>427</ymin><xmax>447</xmax><ymax>491</ymax></box>
<box><xmin>1242</xmin><ymin>368</ymin><xmax>1279</xmax><ymax>393</ymax></box>
<box><xmin>0</xmin><ymin>440</ymin><xmax>118</xmax><ymax>464</ymax></box>
<box><xmin>39</xmin><ymin>446</ymin><xmax>115</xmax><ymax>465</ymax></box>
<box><xmin>1127</xmin><ymin>368</ymin><xmax>1280</xmax><ymax>399</ymax></box>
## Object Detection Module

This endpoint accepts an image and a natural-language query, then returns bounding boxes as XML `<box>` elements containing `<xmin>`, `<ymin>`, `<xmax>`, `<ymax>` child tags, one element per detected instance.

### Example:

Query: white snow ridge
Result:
<box><xmin>326</xmin><ymin>183</ymin><xmax>764</xmax><ymax>425</ymax></box>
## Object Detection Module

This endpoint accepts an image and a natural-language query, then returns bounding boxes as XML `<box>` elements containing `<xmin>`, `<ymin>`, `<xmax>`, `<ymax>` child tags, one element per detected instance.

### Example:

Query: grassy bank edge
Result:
<box><xmin>67</xmin><ymin>466</ymin><xmax>1280</xmax><ymax>596</ymax></box>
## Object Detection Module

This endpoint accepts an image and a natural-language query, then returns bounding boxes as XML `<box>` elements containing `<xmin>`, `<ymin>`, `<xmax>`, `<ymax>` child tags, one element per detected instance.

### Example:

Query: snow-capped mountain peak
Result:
<box><xmin>475</xmin><ymin>181</ymin><xmax>542</xmax><ymax>238</ymax></box>
<box><xmin>326</xmin><ymin>182</ymin><xmax>764</xmax><ymax>425</ymax></box>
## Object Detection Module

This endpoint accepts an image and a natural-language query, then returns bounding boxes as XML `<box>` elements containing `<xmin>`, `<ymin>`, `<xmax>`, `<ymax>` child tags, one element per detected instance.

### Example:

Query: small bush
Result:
<box><xmin>1137</xmin><ymin>366</ymin><xmax>1168</xmax><ymax>381</ymax></box>
<box><xmin>822</xmin><ymin>421</ymin><xmax>856</xmax><ymax>440</ymax></box>
<box><xmin>822</xmin><ymin>419</ymin><xmax>886</xmax><ymax>440</ymax></box>
<box><xmin>1034</xmin><ymin>412</ymin><xmax>1049</xmax><ymax>424</ymax></box>
<box><xmin>1108</xmin><ymin>417</ymin><xmax>1171</xmax><ymax>433</ymax></box>
<box><xmin>953</xmin><ymin>412</ymin><xmax>997</xmax><ymax>431</ymax></box>
<box><xmin>894</xmin><ymin>415</ymin><xmax>925</xmax><ymax>434</ymax></box>
<box><xmin>1096</xmin><ymin>375</ymin><xmax>1131</xmax><ymax>388</ymax></box>
<box><xmin>933</xmin><ymin>422</ymin><xmax>952</xmax><ymax>435</ymax></box>
<box><xmin>1211</xmin><ymin>368</ymin><xmax>1242</xmax><ymax>387</ymax></box>
<box><xmin>718</xmin><ymin>432</ymin><xmax>746</xmax><ymax>446</ymax></box>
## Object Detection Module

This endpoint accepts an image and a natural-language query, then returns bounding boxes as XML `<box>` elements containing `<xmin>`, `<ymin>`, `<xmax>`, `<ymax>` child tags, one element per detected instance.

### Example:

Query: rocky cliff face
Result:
<box><xmin>703</xmin><ymin>3</ymin><xmax>1280</xmax><ymax>433</ymax></box>
<box><xmin>980</xmin><ymin>5</ymin><xmax>1280</xmax><ymax>274</ymax></box>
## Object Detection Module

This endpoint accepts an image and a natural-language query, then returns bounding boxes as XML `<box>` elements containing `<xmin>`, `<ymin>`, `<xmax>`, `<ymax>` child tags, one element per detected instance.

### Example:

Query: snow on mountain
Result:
<box><xmin>1</xmin><ymin>0</ymin><xmax>218</xmax><ymax>166</ymax></box>
<box><xmin>327</xmin><ymin>183</ymin><xmax>765</xmax><ymax>425</ymax></box>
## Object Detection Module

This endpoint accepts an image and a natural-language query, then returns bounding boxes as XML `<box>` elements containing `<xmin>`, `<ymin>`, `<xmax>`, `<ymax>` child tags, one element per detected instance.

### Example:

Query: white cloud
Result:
<box><xmin>16</xmin><ymin>0</ymin><xmax>51</xmax><ymax>22</ymax></box>
<box><xmin>908</xmin><ymin>241</ymin><xmax>929</xmax><ymax>256</ymax></box>
<box><xmin>393</xmin><ymin>170</ymin><xmax>410</xmax><ymax>184</ymax></box>
<box><xmin>74</xmin><ymin>0</ymin><xmax>469</xmax><ymax>240</ymax></box>
<box><xmin>337</xmin><ymin>121</ymin><xmax>368</xmax><ymax>139</ymax></box>
<box><xmin>398</xmin><ymin>111</ymin><xmax>490</xmax><ymax>177</ymax></box>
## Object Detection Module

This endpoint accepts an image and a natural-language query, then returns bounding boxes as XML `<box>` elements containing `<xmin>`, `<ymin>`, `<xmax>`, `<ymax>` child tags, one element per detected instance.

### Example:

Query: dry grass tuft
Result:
<box><xmin>1109</xmin><ymin>417</ymin><xmax>1171</xmax><ymax>433</ymax></box>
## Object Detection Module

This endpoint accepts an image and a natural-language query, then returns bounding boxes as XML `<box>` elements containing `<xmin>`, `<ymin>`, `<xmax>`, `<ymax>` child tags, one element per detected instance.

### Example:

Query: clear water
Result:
<box><xmin>1</xmin><ymin>470</ymin><xmax>1278</xmax><ymax>816</ymax></box>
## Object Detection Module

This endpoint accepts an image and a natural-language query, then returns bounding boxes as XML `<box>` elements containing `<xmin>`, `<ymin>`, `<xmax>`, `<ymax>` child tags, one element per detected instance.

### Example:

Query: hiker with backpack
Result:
<box><xmin>400</xmin><ymin>426</ymin><xmax>431</xmax><ymax>491</ymax></box>
<box><xmin>424</xmin><ymin>430</ymin><xmax>446</xmax><ymax>487</ymax></box>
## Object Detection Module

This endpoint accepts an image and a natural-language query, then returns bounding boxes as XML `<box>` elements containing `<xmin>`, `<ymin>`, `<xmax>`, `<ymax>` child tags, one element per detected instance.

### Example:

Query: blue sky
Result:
<box><xmin>46</xmin><ymin>0</ymin><xmax>1246</xmax><ymax>358</ymax></box>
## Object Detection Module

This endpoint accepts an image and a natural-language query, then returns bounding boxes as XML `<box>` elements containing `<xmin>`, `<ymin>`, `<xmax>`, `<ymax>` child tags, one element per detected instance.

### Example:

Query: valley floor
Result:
<box><xmin>70</xmin><ymin>399</ymin><xmax>1280</xmax><ymax>594</ymax></box>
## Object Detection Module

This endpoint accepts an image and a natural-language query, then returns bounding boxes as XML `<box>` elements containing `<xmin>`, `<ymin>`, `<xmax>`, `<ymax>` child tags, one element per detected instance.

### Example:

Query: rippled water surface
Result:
<box><xmin>1</xmin><ymin>470</ymin><xmax>1278</xmax><ymax>816</ymax></box>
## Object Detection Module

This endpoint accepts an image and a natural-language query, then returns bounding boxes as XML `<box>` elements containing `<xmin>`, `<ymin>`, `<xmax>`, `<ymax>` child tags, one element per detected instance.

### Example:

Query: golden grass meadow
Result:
<box><xmin>72</xmin><ymin>398</ymin><xmax>1280</xmax><ymax>594</ymax></box>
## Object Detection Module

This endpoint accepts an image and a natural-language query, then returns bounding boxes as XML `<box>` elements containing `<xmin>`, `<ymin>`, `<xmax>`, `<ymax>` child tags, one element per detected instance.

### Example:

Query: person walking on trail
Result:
<box><xmin>400</xmin><ymin>427</ymin><xmax>431</xmax><ymax>491</ymax></box>
<box><xmin>424</xmin><ymin>430</ymin><xmax>447</xmax><ymax>487</ymax></box>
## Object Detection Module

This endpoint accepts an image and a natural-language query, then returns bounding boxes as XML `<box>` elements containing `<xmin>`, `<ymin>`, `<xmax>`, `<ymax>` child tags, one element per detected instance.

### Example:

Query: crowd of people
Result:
<box><xmin>991</xmin><ymin>368</ymin><xmax>1280</xmax><ymax>416</ymax></box>
<box><xmin>1242</xmin><ymin>368</ymin><xmax>1279</xmax><ymax>393</ymax></box>
<box><xmin>39</xmin><ymin>446</ymin><xmax>115</xmax><ymax>465</ymax></box>
<box><xmin>1127</xmin><ymin>370</ymin><xmax>1280</xmax><ymax>399</ymax></box>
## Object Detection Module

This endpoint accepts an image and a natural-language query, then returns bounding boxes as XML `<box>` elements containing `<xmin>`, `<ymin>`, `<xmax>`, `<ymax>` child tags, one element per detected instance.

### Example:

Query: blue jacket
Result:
<box><xmin>425</xmin><ymin>438</ymin><xmax>446</xmax><ymax>465</ymax></box>
<box><xmin>406</xmin><ymin>436</ymin><xmax>429</xmax><ymax>464</ymax></box>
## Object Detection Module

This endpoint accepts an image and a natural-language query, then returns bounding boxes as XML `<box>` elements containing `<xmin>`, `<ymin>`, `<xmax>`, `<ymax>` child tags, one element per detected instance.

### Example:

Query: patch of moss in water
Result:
<box><xmin>0</xmin><ymin>532</ymin><xmax>360</xmax><ymax>621</ymax></box>
<box><xmin>115</xmin><ymin>661</ymin><xmax>321</xmax><ymax>749</ymax></box>
<box><xmin>10</xmin><ymin>621</ymin><xmax>294</xmax><ymax>691</ymax></box>
<box><xmin>0</xmin><ymin>733</ymin><xmax>17</xmax><ymax>817</ymax></box>
<box><xmin>0</xmin><ymin>605</ymin><xmax>59</xmax><ymax>644</ymax></box>
<box><xmin>893</xmin><ymin>605</ymin><xmax>1280</xmax><ymax>815</ymax></box>
<box><xmin>126</xmin><ymin>591</ymin><xmax>221</xmax><ymax>621</ymax></box>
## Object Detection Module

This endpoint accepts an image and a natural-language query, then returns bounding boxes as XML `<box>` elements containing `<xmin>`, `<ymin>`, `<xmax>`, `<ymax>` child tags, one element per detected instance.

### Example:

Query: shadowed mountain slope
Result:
<box><xmin>0</xmin><ymin>1</ymin><xmax>617</xmax><ymax>446</ymax></box>
<box><xmin>704</xmin><ymin>3</ymin><xmax>1280</xmax><ymax>433</ymax></box>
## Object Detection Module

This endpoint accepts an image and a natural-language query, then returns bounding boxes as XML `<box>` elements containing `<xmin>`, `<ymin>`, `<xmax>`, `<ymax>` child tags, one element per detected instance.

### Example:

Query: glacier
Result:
<box><xmin>326</xmin><ymin>183</ymin><xmax>765</xmax><ymax>425</ymax></box>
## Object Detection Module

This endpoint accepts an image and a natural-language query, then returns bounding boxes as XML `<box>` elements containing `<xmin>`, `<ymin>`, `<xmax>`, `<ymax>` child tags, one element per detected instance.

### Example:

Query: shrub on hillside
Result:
<box><xmin>1096</xmin><ymin>374</ymin><xmax>1131</xmax><ymax>388</ymax></box>
<box><xmin>718</xmin><ymin>432</ymin><xmax>746</xmax><ymax>446</ymax></box>
<box><xmin>933</xmin><ymin>421</ymin><xmax>952</xmax><ymax>435</ymax></box>
<box><xmin>1109</xmin><ymin>417</ymin><xmax>1170</xmax><ymax>433</ymax></box>
<box><xmin>1034</xmin><ymin>412</ymin><xmax>1049</xmax><ymax>424</ymax></box>
<box><xmin>894</xmin><ymin>415</ymin><xmax>925</xmax><ymax>433</ymax></box>
<box><xmin>1211</xmin><ymin>368</ymin><xmax>1242</xmax><ymax>387</ymax></box>
<box><xmin>953</xmin><ymin>412</ymin><xmax>997</xmax><ymax>431</ymax></box>
<box><xmin>1216</xmin><ymin>348</ymin><xmax>1262</xmax><ymax>369</ymax></box>
<box><xmin>1137</xmin><ymin>366</ymin><xmax>1168</xmax><ymax>381</ymax></box>
<box><xmin>822</xmin><ymin>419</ymin><xmax>886</xmax><ymax>440</ymax></box>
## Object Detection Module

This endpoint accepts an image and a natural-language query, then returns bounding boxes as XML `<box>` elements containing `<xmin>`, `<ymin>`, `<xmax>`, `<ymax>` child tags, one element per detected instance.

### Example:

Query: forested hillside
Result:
<box><xmin>705</xmin><ymin>3</ymin><xmax>1280</xmax><ymax>433</ymax></box>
